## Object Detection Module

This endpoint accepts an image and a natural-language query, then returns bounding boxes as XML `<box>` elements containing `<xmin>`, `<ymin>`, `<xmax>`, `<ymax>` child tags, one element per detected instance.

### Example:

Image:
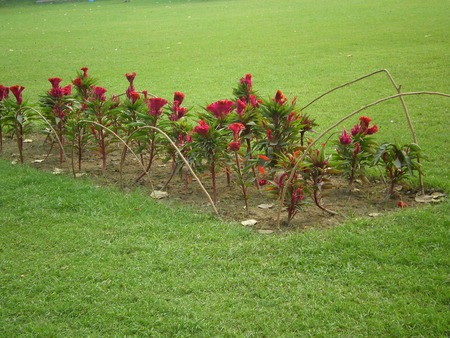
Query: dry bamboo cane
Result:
<box><xmin>276</xmin><ymin>91</ymin><xmax>450</xmax><ymax>229</ymax></box>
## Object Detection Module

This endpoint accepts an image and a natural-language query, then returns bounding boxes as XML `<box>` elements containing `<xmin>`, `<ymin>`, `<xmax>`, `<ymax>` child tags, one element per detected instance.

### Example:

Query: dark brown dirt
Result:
<box><xmin>1</xmin><ymin>133</ymin><xmax>420</xmax><ymax>231</ymax></box>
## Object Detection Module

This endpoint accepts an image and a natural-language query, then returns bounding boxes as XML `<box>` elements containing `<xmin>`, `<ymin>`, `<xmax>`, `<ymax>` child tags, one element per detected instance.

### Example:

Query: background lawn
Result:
<box><xmin>0</xmin><ymin>0</ymin><xmax>449</xmax><ymax>336</ymax></box>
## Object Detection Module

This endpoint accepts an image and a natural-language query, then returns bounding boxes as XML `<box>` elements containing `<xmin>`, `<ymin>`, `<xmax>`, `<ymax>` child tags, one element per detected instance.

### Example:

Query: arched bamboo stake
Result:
<box><xmin>276</xmin><ymin>91</ymin><xmax>450</xmax><ymax>229</ymax></box>
<box><xmin>131</xmin><ymin>125</ymin><xmax>219</xmax><ymax>216</ymax></box>
<box><xmin>28</xmin><ymin>107</ymin><xmax>74</xmax><ymax>177</ymax></box>
<box><xmin>79</xmin><ymin>120</ymin><xmax>157</xmax><ymax>193</ymax></box>
<box><xmin>301</xmin><ymin>69</ymin><xmax>423</xmax><ymax>192</ymax></box>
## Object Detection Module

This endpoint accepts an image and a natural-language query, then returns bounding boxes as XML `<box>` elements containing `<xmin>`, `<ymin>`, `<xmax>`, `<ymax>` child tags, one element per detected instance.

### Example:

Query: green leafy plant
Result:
<box><xmin>374</xmin><ymin>142</ymin><xmax>425</xmax><ymax>197</ymax></box>
<box><xmin>334</xmin><ymin>116</ymin><xmax>379</xmax><ymax>185</ymax></box>
<box><xmin>0</xmin><ymin>85</ymin><xmax>32</xmax><ymax>164</ymax></box>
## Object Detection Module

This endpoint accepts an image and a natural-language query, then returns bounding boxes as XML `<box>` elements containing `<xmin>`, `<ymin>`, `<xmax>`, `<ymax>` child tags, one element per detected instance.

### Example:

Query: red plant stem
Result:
<box><xmin>234</xmin><ymin>151</ymin><xmax>249</xmax><ymax>216</ymax></box>
<box><xmin>136</xmin><ymin>137</ymin><xmax>156</xmax><ymax>182</ymax></box>
<box><xmin>211</xmin><ymin>160</ymin><xmax>217</xmax><ymax>205</ymax></box>
<box><xmin>246</xmin><ymin>138</ymin><xmax>260</xmax><ymax>191</ymax></box>
<box><xmin>58</xmin><ymin>123</ymin><xmax>64</xmax><ymax>165</ymax></box>
<box><xmin>100</xmin><ymin>129</ymin><xmax>106</xmax><ymax>176</ymax></box>
<box><xmin>0</xmin><ymin>124</ymin><xmax>3</xmax><ymax>154</ymax></box>
<box><xmin>17</xmin><ymin>122</ymin><xmax>24</xmax><ymax>164</ymax></box>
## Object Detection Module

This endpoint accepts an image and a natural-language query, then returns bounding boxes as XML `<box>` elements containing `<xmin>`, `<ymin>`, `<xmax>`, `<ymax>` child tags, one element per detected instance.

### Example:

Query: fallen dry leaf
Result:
<box><xmin>415</xmin><ymin>193</ymin><xmax>445</xmax><ymax>203</ymax></box>
<box><xmin>257</xmin><ymin>229</ymin><xmax>274</xmax><ymax>234</ymax></box>
<box><xmin>257</xmin><ymin>203</ymin><xmax>274</xmax><ymax>209</ymax></box>
<box><xmin>150</xmin><ymin>190</ymin><xmax>169</xmax><ymax>199</ymax></box>
<box><xmin>32</xmin><ymin>159</ymin><xmax>44</xmax><ymax>163</ymax></box>
<box><xmin>241</xmin><ymin>219</ymin><xmax>258</xmax><ymax>226</ymax></box>
<box><xmin>23</xmin><ymin>139</ymin><xmax>33</xmax><ymax>143</ymax></box>
<box><xmin>52</xmin><ymin>168</ymin><xmax>63</xmax><ymax>175</ymax></box>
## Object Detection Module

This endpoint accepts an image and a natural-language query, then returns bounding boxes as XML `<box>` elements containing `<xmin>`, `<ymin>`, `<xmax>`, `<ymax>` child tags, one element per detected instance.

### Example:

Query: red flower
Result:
<box><xmin>62</xmin><ymin>84</ymin><xmax>72</xmax><ymax>96</ymax></box>
<box><xmin>229</xmin><ymin>141</ymin><xmax>241</xmax><ymax>152</ymax></box>
<box><xmin>240</xmin><ymin>73</ymin><xmax>252</xmax><ymax>91</ymax></box>
<box><xmin>206</xmin><ymin>99</ymin><xmax>235</xmax><ymax>119</ymax></box>
<box><xmin>9</xmin><ymin>85</ymin><xmax>25</xmax><ymax>105</ymax></box>
<box><xmin>48</xmin><ymin>77</ymin><xmax>62</xmax><ymax>89</ymax></box>
<box><xmin>236</xmin><ymin>98</ymin><xmax>247</xmax><ymax>116</ymax></box>
<box><xmin>258</xmin><ymin>179</ymin><xmax>268</xmax><ymax>186</ymax></box>
<box><xmin>125</xmin><ymin>72</ymin><xmax>136</xmax><ymax>85</ymax></box>
<box><xmin>0</xmin><ymin>85</ymin><xmax>9</xmax><ymax>101</ymax></box>
<box><xmin>249</xmin><ymin>94</ymin><xmax>261</xmax><ymax>108</ymax></box>
<box><xmin>148</xmin><ymin>97</ymin><xmax>168</xmax><ymax>116</ymax></box>
<box><xmin>359</xmin><ymin>116</ymin><xmax>372</xmax><ymax>131</ymax></box>
<box><xmin>73</xmin><ymin>77</ymin><xmax>82</xmax><ymax>88</ymax></box>
<box><xmin>193</xmin><ymin>119</ymin><xmax>210</xmax><ymax>135</ymax></box>
<box><xmin>339</xmin><ymin>128</ymin><xmax>352</xmax><ymax>145</ymax></box>
<box><xmin>92</xmin><ymin>86</ymin><xmax>107</xmax><ymax>101</ymax></box>
<box><xmin>367</xmin><ymin>124</ymin><xmax>378</xmax><ymax>135</ymax></box>
<box><xmin>142</xmin><ymin>90</ymin><xmax>148</xmax><ymax>100</ymax></box>
<box><xmin>228</xmin><ymin>122</ymin><xmax>245</xmax><ymax>140</ymax></box>
<box><xmin>81</xmin><ymin>67</ymin><xmax>89</xmax><ymax>78</ymax></box>
<box><xmin>173</xmin><ymin>91</ymin><xmax>185</xmax><ymax>105</ymax></box>
<box><xmin>292</xmin><ymin>186</ymin><xmax>305</xmax><ymax>203</ymax></box>
<box><xmin>351</xmin><ymin>124</ymin><xmax>361</xmax><ymax>136</ymax></box>
<box><xmin>129</xmin><ymin>91</ymin><xmax>140</xmax><ymax>104</ymax></box>
<box><xmin>397</xmin><ymin>201</ymin><xmax>408</xmax><ymax>208</ymax></box>
<box><xmin>169</xmin><ymin>102</ymin><xmax>187</xmax><ymax>121</ymax></box>
<box><xmin>274</xmin><ymin>90</ymin><xmax>287</xmax><ymax>105</ymax></box>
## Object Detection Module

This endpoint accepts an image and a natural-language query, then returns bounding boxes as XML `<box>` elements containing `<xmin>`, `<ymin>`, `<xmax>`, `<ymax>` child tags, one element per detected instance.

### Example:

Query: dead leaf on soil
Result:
<box><xmin>23</xmin><ymin>139</ymin><xmax>33</xmax><ymax>143</ymax></box>
<box><xmin>32</xmin><ymin>159</ymin><xmax>44</xmax><ymax>163</ymax></box>
<box><xmin>52</xmin><ymin>168</ymin><xmax>63</xmax><ymax>175</ymax></box>
<box><xmin>151</xmin><ymin>190</ymin><xmax>169</xmax><ymax>199</ymax></box>
<box><xmin>258</xmin><ymin>203</ymin><xmax>274</xmax><ymax>209</ymax></box>
<box><xmin>415</xmin><ymin>192</ymin><xmax>445</xmax><ymax>203</ymax></box>
<box><xmin>75</xmin><ymin>173</ymin><xmax>86</xmax><ymax>178</ymax></box>
<box><xmin>241</xmin><ymin>219</ymin><xmax>258</xmax><ymax>226</ymax></box>
<box><xmin>369</xmin><ymin>212</ymin><xmax>382</xmax><ymax>217</ymax></box>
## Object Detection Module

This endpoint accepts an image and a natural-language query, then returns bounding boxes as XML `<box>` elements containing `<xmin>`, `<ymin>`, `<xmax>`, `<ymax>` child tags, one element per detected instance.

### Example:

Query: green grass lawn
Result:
<box><xmin>1</xmin><ymin>0</ymin><xmax>449</xmax><ymax>336</ymax></box>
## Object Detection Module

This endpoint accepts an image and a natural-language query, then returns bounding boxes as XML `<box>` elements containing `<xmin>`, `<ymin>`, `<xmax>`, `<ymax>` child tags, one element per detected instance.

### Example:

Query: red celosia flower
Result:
<box><xmin>81</xmin><ymin>67</ymin><xmax>89</xmax><ymax>78</ymax></box>
<box><xmin>266</xmin><ymin>129</ymin><xmax>274</xmax><ymax>141</ymax></box>
<box><xmin>206</xmin><ymin>99</ymin><xmax>235</xmax><ymax>119</ymax></box>
<box><xmin>73</xmin><ymin>77</ymin><xmax>82</xmax><ymax>88</ymax></box>
<box><xmin>351</xmin><ymin>124</ymin><xmax>361</xmax><ymax>136</ymax></box>
<box><xmin>173</xmin><ymin>91</ymin><xmax>185</xmax><ymax>105</ymax></box>
<box><xmin>125</xmin><ymin>72</ymin><xmax>136</xmax><ymax>84</ymax></box>
<box><xmin>274</xmin><ymin>90</ymin><xmax>287</xmax><ymax>105</ymax></box>
<box><xmin>228</xmin><ymin>122</ymin><xmax>245</xmax><ymax>140</ymax></box>
<box><xmin>48</xmin><ymin>77</ymin><xmax>62</xmax><ymax>89</ymax></box>
<box><xmin>92</xmin><ymin>86</ymin><xmax>107</xmax><ymax>101</ymax></box>
<box><xmin>9</xmin><ymin>85</ymin><xmax>25</xmax><ymax>105</ymax></box>
<box><xmin>249</xmin><ymin>94</ymin><xmax>261</xmax><ymax>108</ymax></box>
<box><xmin>193</xmin><ymin>119</ymin><xmax>210</xmax><ymax>135</ymax></box>
<box><xmin>240</xmin><ymin>73</ymin><xmax>252</xmax><ymax>91</ymax></box>
<box><xmin>229</xmin><ymin>141</ymin><xmax>241</xmax><ymax>152</ymax></box>
<box><xmin>292</xmin><ymin>186</ymin><xmax>305</xmax><ymax>203</ymax></box>
<box><xmin>148</xmin><ymin>97</ymin><xmax>168</xmax><ymax>116</ymax></box>
<box><xmin>339</xmin><ymin>128</ymin><xmax>352</xmax><ymax>145</ymax></box>
<box><xmin>129</xmin><ymin>91</ymin><xmax>140</xmax><ymax>104</ymax></box>
<box><xmin>169</xmin><ymin>102</ymin><xmax>187</xmax><ymax>121</ymax></box>
<box><xmin>367</xmin><ymin>124</ymin><xmax>378</xmax><ymax>135</ymax></box>
<box><xmin>258</xmin><ymin>179</ymin><xmax>267</xmax><ymax>186</ymax></box>
<box><xmin>0</xmin><ymin>85</ymin><xmax>9</xmax><ymax>101</ymax></box>
<box><xmin>236</xmin><ymin>98</ymin><xmax>247</xmax><ymax>116</ymax></box>
<box><xmin>359</xmin><ymin>116</ymin><xmax>372</xmax><ymax>131</ymax></box>
<box><xmin>62</xmin><ymin>84</ymin><xmax>72</xmax><ymax>96</ymax></box>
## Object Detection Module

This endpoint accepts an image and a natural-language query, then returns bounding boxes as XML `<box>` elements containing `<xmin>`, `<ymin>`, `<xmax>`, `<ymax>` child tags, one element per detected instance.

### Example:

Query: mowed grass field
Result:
<box><xmin>1</xmin><ymin>0</ymin><xmax>449</xmax><ymax>336</ymax></box>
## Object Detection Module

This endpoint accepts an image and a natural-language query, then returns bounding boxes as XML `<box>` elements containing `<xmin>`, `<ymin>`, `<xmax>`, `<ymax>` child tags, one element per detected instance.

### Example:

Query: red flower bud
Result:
<box><xmin>193</xmin><ymin>119</ymin><xmax>210</xmax><ymax>135</ymax></box>
<box><xmin>339</xmin><ymin>128</ymin><xmax>352</xmax><ymax>145</ymax></box>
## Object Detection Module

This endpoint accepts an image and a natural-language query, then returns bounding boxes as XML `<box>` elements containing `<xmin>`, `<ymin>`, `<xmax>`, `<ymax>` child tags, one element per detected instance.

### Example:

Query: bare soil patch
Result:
<box><xmin>2</xmin><ymin>133</ymin><xmax>422</xmax><ymax>231</ymax></box>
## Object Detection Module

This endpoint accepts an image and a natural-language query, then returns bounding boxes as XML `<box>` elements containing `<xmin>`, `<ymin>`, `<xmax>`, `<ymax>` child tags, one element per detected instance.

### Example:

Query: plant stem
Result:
<box><xmin>234</xmin><ymin>151</ymin><xmax>249</xmax><ymax>217</ymax></box>
<box><xmin>211</xmin><ymin>161</ymin><xmax>217</xmax><ymax>205</ymax></box>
